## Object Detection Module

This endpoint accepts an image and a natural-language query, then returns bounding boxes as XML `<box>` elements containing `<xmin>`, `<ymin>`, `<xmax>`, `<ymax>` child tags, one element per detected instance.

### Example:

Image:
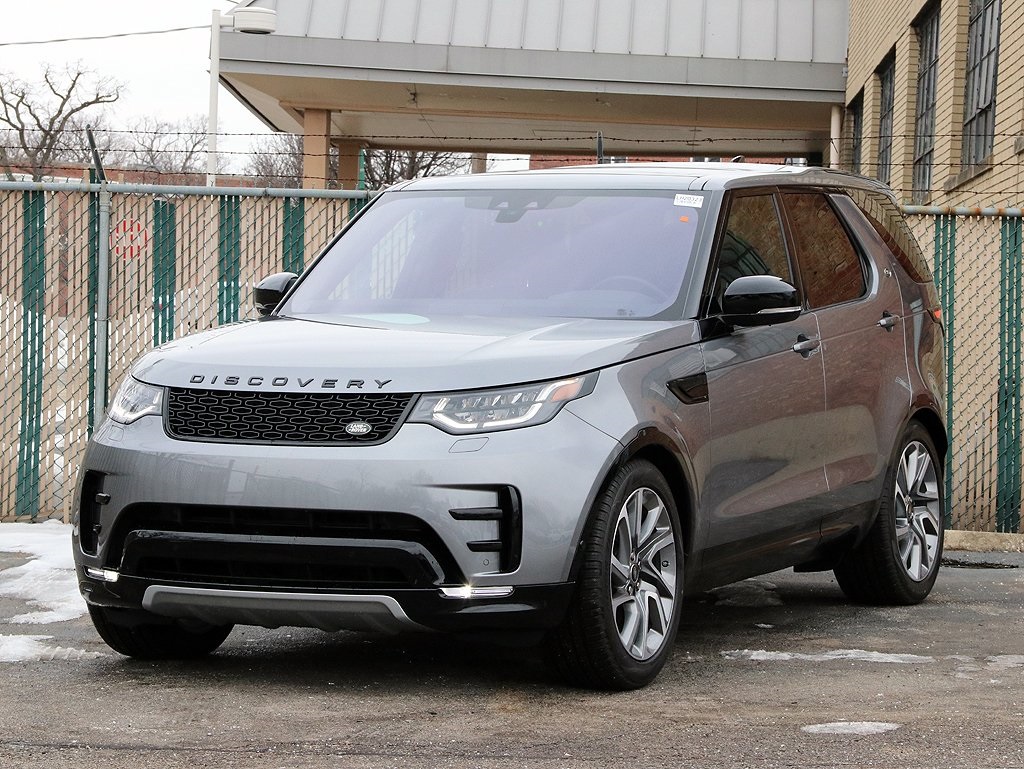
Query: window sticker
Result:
<box><xmin>673</xmin><ymin>194</ymin><xmax>704</xmax><ymax>208</ymax></box>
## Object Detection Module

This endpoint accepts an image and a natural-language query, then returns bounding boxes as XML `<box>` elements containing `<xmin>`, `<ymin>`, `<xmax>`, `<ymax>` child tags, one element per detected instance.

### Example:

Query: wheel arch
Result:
<box><xmin>855</xmin><ymin>406</ymin><xmax>948</xmax><ymax>539</ymax></box>
<box><xmin>909</xmin><ymin>407</ymin><xmax>948</xmax><ymax>470</ymax></box>
<box><xmin>567</xmin><ymin>426</ymin><xmax>699</xmax><ymax>582</ymax></box>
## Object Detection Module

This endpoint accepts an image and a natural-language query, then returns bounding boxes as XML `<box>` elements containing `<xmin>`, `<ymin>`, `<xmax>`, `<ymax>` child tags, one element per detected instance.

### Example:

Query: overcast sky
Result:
<box><xmin>0</xmin><ymin>0</ymin><xmax>272</xmax><ymax>169</ymax></box>
<box><xmin>0</xmin><ymin>1</ymin><xmax>522</xmax><ymax>174</ymax></box>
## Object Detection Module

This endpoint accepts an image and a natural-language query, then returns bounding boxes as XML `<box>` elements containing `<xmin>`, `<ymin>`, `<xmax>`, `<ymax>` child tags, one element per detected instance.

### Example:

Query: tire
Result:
<box><xmin>834</xmin><ymin>422</ymin><xmax>944</xmax><ymax>605</ymax></box>
<box><xmin>547</xmin><ymin>459</ymin><xmax>683</xmax><ymax>690</ymax></box>
<box><xmin>88</xmin><ymin>605</ymin><xmax>233</xmax><ymax>659</ymax></box>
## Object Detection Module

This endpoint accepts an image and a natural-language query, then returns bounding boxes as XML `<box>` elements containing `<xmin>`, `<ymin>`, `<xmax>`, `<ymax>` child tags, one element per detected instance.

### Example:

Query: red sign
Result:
<box><xmin>110</xmin><ymin>219</ymin><xmax>150</xmax><ymax>261</ymax></box>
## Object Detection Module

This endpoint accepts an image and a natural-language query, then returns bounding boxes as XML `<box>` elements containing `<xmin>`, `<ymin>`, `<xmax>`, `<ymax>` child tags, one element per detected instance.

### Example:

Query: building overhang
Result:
<box><xmin>221</xmin><ymin>33</ymin><xmax>846</xmax><ymax>157</ymax></box>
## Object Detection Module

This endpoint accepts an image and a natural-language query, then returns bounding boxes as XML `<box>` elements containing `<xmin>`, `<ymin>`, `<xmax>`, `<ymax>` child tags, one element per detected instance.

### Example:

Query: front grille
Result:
<box><xmin>166</xmin><ymin>388</ymin><xmax>413</xmax><ymax>445</ymax></box>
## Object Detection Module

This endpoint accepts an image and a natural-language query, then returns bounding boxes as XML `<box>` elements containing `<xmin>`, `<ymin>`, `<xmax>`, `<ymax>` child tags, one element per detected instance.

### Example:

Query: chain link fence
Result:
<box><xmin>1</xmin><ymin>181</ymin><xmax>366</xmax><ymax>523</ymax></box>
<box><xmin>907</xmin><ymin>208</ymin><xmax>1023</xmax><ymax>534</ymax></box>
<box><xmin>1</xmin><ymin>181</ymin><xmax>1022</xmax><ymax>534</ymax></box>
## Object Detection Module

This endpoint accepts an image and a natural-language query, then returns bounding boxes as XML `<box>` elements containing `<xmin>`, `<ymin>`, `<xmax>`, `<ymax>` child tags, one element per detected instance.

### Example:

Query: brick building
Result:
<box><xmin>845</xmin><ymin>0</ymin><xmax>1021</xmax><ymax>206</ymax></box>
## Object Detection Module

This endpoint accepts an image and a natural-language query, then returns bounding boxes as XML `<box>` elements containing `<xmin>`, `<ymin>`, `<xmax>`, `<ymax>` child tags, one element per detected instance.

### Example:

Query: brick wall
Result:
<box><xmin>847</xmin><ymin>0</ymin><xmax>1024</xmax><ymax>207</ymax></box>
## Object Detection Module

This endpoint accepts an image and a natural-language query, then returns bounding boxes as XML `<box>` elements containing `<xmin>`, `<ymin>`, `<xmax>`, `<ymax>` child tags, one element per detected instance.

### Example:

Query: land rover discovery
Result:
<box><xmin>73</xmin><ymin>163</ymin><xmax>946</xmax><ymax>689</ymax></box>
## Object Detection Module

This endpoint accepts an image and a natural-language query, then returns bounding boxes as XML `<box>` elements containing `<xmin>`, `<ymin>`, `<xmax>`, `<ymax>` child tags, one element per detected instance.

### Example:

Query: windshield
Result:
<box><xmin>281</xmin><ymin>189</ymin><xmax>704</xmax><ymax>321</ymax></box>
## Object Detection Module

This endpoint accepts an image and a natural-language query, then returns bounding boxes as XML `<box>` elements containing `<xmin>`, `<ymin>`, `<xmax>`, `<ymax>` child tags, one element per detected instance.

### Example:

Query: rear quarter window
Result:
<box><xmin>845</xmin><ymin>188</ymin><xmax>932</xmax><ymax>283</ymax></box>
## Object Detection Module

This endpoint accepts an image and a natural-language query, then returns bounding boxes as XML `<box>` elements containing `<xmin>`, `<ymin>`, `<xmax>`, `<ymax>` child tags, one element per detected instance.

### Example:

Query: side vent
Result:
<box><xmin>450</xmin><ymin>485</ymin><xmax>523</xmax><ymax>572</ymax></box>
<box><xmin>78</xmin><ymin>471</ymin><xmax>107</xmax><ymax>555</ymax></box>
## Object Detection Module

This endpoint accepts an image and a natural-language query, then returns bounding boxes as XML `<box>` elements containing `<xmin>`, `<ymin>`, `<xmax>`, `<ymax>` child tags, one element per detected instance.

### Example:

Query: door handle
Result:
<box><xmin>878</xmin><ymin>311</ymin><xmax>899</xmax><ymax>331</ymax></box>
<box><xmin>792</xmin><ymin>334</ymin><xmax>820</xmax><ymax>358</ymax></box>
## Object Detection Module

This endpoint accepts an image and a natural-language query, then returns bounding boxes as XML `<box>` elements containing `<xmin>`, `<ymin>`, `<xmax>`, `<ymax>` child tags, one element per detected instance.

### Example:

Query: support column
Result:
<box><xmin>470</xmin><ymin>153</ymin><xmax>488</xmax><ymax>174</ymax></box>
<box><xmin>829</xmin><ymin>105</ymin><xmax>842</xmax><ymax>169</ymax></box>
<box><xmin>337</xmin><ymin>140</ymin><xmax>361</xmax><ymax>189</ymax></box>
<box><xmin>302</xmin><ymin>108</ymin><xmax>331</xmax><ymax>190</ymax></box>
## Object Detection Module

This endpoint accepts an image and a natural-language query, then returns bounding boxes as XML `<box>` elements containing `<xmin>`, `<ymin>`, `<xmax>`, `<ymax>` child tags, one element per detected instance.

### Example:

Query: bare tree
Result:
<box><xmin>124</xmin><ymin>115</ymin><xmax>208</xmax><ymax>176</ymax></box>
<box><xmin>56</xmin><ymin>113</ymin><xmax>130</xmax><ymax>172</ymax></box>
<box><xmin>363</xmin><ymin>149</ymin><xmax>471</xmax><ymax>189</ymax></box>
<box><xmin>243</xmin><ymin>133</ymin><xmax>472</xmax><ymax>189</ymax></box>
<box><xmin>245</xmin><ymin>133</ymin><xmax>305</xmax><ymax>188</ymax></box>
<box><xmin>0</xmin><ymin>64</ymin><xmax>121</xmax><ymax>180</ymax></box>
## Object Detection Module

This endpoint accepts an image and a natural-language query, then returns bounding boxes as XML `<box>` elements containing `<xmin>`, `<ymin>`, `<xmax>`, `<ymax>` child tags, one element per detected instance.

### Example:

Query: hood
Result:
<box><xmin>131</xmin><ymin>314</ymin><xmax>700</xmax><ymax>393</ymax></box>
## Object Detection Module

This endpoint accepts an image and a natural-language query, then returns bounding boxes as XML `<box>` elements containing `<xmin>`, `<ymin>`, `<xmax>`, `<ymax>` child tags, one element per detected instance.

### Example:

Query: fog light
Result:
<box><xmin>439</xmin><ymin>585</ymin><xmax>514</xmax><ymax>599</ymax></box>
<box><xmin>85</xmin><ymin>567</ymin><xmax>120</xmax><ymax>583</ymax></box>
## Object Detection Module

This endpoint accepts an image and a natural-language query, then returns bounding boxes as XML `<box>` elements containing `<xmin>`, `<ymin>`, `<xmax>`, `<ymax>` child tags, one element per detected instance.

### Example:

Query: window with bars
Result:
<box><xmin>962</xmin><ymin>0</ymin><xmax>1001</xmax><ymax>168</ymax></box>
<box><xmin>846</xmin><ymin>95</ymin><xmax>863</xmax><ymax>174</ymax></box>
<box><xmin>913</xmin><ymin>4</ymin><xmax>941</xmax><ymax>203</ymax></box>
<box><xmin>877</xmin><ymin>57</ymin><xmax>895</xmax><ymax>185</ymax></box>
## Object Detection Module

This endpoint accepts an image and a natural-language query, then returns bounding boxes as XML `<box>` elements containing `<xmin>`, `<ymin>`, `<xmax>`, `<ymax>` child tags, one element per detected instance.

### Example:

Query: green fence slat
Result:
<box><xmin>153</xmin><ymin>200</ymin><xmax>177</xmax><ymax>344</ymax></box>
<box><xmin>1017</xmin><ymin>217</ymin><xmax>1023</xmax><ymax>532</ymax></box>
<box><xmin>16</xmin><ymin>191</ymin><xmax>46</xmax><ymax>518</ymax></box>
<box><xmin>934</xmin><ymin>214</ymin><xmax>955</xmax><ymax>526</ymax></box>
<box><xmin>282</xmin><ymin>196</ymin><xmax>305</xmax><ymax>273</ymax></box>
<box><xmin>218</xmin><ymin>196</ymin><xmax>241</xmax><ymax>325</ymax></box>
<box><xmin>997</xmin><ymin>218</ymin><xmax>1023</xmax><ymax>532</ymax></box>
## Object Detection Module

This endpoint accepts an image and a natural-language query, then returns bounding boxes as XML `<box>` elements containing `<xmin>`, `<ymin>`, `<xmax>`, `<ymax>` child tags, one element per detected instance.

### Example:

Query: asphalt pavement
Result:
<box><xmin>0</xmin><ymin>550</ymin><xmax>1022</xmax><ymax>769</ymax></box>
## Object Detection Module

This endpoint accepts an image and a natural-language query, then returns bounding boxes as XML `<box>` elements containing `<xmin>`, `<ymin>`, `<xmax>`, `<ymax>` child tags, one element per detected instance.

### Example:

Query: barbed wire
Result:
<box><xmin>8</xmin><ymin>165</ymin><xmax>1019</xmax><ymax>199</ymax></box>
<box><xmin>7</xmin><ymin>142</ymin><xmax>1024</xmax><ymax>170</ymax></box>
<box><xmin>38</xmin><ymin>127</ymin><xmax>1024</xmax><ymax>142</ymax></box>
<box><xmin>3</xmin><ymin>127</ymin><xmax>1023</xmax><ymax>198</ymax></box>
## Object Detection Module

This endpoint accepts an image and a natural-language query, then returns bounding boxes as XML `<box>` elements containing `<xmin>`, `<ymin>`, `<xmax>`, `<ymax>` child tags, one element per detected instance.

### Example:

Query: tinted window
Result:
<box><xmin>783</xmin><ymin>193</ymin><xmax>866</xmax><ymax>308</ymax></box>
<box><xmin>711</xmin><ymin>193</ymin><xmax>792</xmax><ymax>310</ymax></box>
<box><xmin>283</xmin><ymin>190</ymin><xmax>703</xmax><ymax>320</ymax></box>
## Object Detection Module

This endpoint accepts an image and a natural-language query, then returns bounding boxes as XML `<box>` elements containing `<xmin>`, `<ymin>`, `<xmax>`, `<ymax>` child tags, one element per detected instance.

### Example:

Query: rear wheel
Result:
<box><xmin>88</xmin><ymin>605</ymin><xmax>233</xmax><ymax>659</ymax></box>
<box><xmin>834</xmin><ymin>422</ymin><xmax>944</xmax><ymax>605</ymax></box>
<box><xmin>547</xmin><ymin>459</ymin><xmax>683</xmax><ymax>690</ymax></box>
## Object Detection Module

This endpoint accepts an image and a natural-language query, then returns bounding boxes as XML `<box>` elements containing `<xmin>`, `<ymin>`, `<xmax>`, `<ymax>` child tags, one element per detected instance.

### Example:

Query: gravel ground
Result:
<box><xmin>0</xmin><ymin>548</ymin><xmax>1022</xmax><ymax>769</ymax></box>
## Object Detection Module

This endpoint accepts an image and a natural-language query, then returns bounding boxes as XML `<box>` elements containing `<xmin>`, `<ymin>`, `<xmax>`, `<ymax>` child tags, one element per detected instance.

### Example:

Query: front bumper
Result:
<box><xmin>77</xmin><ymin>575</ymin><xmax>575</xmax><ymax>633</ymax></box>
<box><xmin>73</xmin><ymin>410</ymin><xmax>619</xmax><ymax>632</ymax></box>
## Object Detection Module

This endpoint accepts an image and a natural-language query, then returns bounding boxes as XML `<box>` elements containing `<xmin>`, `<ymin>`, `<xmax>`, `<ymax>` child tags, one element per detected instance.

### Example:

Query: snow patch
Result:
<box><xmin>0</xmin><ymin>634</ymin><xmax>104</xmax><ymax>662</ymax></box>
<box><xmin>0</xmin><ymin>521</ymin><xmax>86</xmax><ymax>623</ymax></box>
<box><xmin>723</xmin><ymin>648</ymin><xmax>935</xmax><ymax>664</ymax></box>
<box><xmin>986</xmin><ymin>655</ymin><xmax>1024</xmax><ymax>671</ymax></box>
<box><xmin>802</xmin><ymin>722</ymin><xmax>901</xmax><ymax>736</ymax></box>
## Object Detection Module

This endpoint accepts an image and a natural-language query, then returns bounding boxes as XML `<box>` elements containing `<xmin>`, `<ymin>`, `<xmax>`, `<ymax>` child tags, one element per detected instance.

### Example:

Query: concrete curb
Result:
<box><xmin>945</xmin><ymin>530</ymin><xmax>1024</xmax><ymax>553</ymax></box>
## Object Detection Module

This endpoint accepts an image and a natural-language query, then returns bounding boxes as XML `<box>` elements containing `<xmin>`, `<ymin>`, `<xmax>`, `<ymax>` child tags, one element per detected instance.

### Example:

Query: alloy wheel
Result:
<box><xmin>609</xmin><ymin>486</ymin><xmax>677</xmax><ymax>660</ymax></box>
<box><xmin>894</xmin><ymin>440</ymin><xmax>941</xmax><ymax>582</ymax></box>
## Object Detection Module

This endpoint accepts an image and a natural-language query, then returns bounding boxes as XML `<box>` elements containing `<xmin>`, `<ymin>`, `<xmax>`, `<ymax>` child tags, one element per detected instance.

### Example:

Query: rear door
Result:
<box><xmin>779</xmin><ymin>190</ymin><xmax>910</xmax><ymax>540</ymax></box>
<box><xmin>698</xmin><ymin>190</ymin><xmax>829</xmax><ymax>584</ymax></box>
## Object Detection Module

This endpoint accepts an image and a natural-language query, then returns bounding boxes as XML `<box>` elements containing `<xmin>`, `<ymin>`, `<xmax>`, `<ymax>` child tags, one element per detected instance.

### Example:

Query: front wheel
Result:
<box><xmin>88</xmin><ymin>605</ymin><xmax>233</xmax><ymax>659</ymax></box>
<box><xmin>546</xmin><ymin>459</ymin><xmax>683</xmax><ymax>690</ymax></box>
<box><xmin>834</xmin><ymin>422</ymin><xmax>944</xmax><ymax>605</ymax></box>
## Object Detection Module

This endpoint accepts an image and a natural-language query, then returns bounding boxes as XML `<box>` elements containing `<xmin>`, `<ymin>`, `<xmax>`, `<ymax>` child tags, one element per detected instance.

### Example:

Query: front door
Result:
<box><xmin>698</xmin><ymin>191</ymin><xmax>828</xmax><ymax>584</ymax></box>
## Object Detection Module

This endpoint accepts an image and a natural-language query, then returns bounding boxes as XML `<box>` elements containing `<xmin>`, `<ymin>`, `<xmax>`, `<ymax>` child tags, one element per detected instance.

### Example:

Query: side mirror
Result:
<box><xmin>721</xmin><ymin>275</ymin><xmax>801</xmax><ymax>327</ymax></box>
<box><xmin>253</xmin><ymin>272</ymin><xmax>298</xmax><ymax>317</ymax></box>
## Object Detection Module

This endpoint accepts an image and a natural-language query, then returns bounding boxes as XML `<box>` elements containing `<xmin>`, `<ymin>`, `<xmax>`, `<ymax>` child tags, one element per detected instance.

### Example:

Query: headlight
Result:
<box><xmin>409</xmin><ymin>374</ymin><xmax>596</xmax><ymax>434</ymax></box>
<box><xmin>108</xmin><ymin>377</ymin><xmax>163</xmax><ymax>424</ymax></box>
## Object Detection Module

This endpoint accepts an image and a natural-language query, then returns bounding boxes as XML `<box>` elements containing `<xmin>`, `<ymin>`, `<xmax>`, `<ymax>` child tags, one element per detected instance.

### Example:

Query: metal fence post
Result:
<box><xmin>93</xmin><ymin>184</ymin><xmax>111</xmax><ymax>431</ymax></box>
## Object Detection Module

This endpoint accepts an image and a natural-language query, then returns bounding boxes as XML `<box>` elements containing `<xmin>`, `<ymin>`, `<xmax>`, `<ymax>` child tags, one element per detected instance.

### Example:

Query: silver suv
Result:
<box><xmin>73</xmin><ymin>163</ymin><xmax>946</xmax><ymax>689</ymax></box>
